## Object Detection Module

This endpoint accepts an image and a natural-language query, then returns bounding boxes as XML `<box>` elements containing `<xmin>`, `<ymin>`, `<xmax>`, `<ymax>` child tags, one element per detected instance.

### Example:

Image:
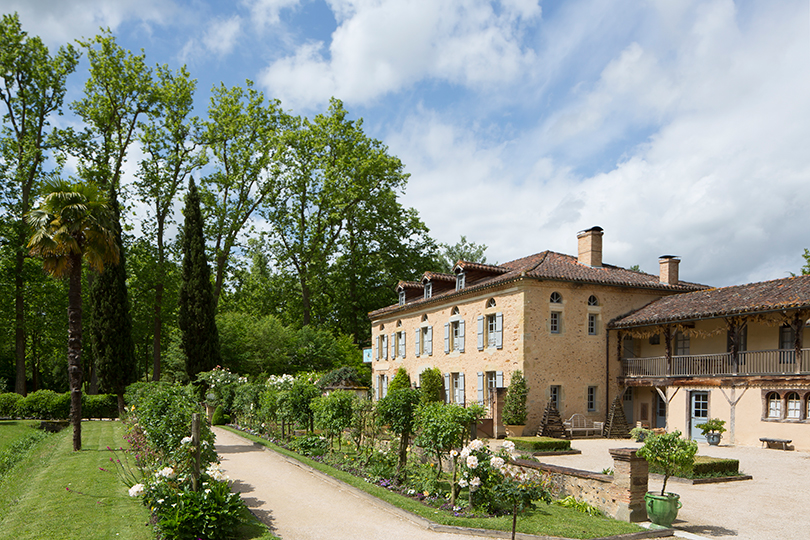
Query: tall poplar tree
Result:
<box><xmin>89</xmin><ymin>188</ymin><xmax>136</xmax><ymax>413</ymax></box>
<box><xmin>178</xmin><ymin>177</ymin><xmax>221</xmax><ymax>380</ymax></box>
<box><xmin>0</xmin><ymin>13</ymin><xmax>79</xmax><ymax>395</ymax></box>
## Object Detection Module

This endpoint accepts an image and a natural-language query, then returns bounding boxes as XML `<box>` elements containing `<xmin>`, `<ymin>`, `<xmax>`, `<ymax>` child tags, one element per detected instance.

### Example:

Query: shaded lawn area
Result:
<box><xmin>223</xmin><ymin>427</ymin><xmax>645</xmax><ymax>540</ymax></box>
<box><xmin>0</xmin><ymin>420</ymin><xmax>41</xmax><ymax>453</ymax></box>
<box><xmin>0</xmin><ymin>421</ymin><xmax>154</xmax><ymax>540</ymax></box>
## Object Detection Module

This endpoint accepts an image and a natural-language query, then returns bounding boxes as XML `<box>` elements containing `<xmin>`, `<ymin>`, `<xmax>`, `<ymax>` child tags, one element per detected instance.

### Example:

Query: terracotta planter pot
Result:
<box><xmin>505</xmin><ymin>424</ymin><xmax>526</xmax><ymax>437</ymax></box>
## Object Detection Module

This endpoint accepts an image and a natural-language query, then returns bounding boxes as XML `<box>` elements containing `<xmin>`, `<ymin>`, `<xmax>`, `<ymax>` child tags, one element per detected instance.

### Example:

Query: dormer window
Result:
<box><xmin>456</xmin><ymin>272</ymin><xmax>466</xmax><ymax>291</ymax></box>
<box><xmin>424</xmin><ymin>282</ymin><xmax>433</xmax><ymax>299</ymax></box>
<box><xmin>398</xmin><ymin>290</ymin><xmax>405</xmax><ymax>306</ymax></box>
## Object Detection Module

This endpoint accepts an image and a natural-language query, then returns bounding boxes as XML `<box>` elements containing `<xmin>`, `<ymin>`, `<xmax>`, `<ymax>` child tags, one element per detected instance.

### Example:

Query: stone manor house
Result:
<box><xmin>368</xmin><ymin>227</ymin><xmax>810</xmax><ymax>450</ymax></box>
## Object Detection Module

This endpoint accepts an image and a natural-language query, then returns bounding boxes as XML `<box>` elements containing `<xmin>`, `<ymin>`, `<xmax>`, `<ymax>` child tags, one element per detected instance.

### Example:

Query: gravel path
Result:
<box><xmin>214</xmin><ymin>428</ymin><xmax>508</xmax><ymax>540</ymax></box>
<box><xmin>536</xmin><ymin>438</ymin><xmax>810</xmax><ymax>540</ymax></box>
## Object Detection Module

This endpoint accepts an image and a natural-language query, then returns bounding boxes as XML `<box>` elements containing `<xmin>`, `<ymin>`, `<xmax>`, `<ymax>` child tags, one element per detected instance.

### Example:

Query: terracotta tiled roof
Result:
<box><xmin>610</xmin><ymin>275</ymin><xmax>810</xmax><ymax>328</ymax></box>
<box><xmin>369</xmin><ymin>250</ymin><xmax>707</xmax><ymax>319</ymax></box>
<box><xmin>453</xmin><ymin>261</ymin><xmax>509</xmax><ymax>274</ymax></box>
<box><xmin>396</xmin><ymin>280</ymin><xmax>423</xmax><ymax>290</ymax></box>
<box><xmin>422</xmin><ymin>271</ymin><xmax>455</xmax><ymax>282</ymax></box>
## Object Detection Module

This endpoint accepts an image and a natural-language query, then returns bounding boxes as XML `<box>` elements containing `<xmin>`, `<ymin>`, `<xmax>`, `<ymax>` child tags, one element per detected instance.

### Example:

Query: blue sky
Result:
<box><xmin>4</xmin><ymin>0</ymin><xmax>810</xmax><ymax>288</ymax></box>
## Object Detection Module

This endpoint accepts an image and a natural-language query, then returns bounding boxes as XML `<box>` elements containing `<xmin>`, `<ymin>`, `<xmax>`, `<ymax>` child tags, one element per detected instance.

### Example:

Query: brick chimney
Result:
<box><xmin>659</xmin><ymin>256</ymin><xmax>680</xmax><ymax>285</ymax></box>
<box><xmin>577</xmin><ymin>226</ymin><xmax>604</xmax><ymax>267</ymax></box>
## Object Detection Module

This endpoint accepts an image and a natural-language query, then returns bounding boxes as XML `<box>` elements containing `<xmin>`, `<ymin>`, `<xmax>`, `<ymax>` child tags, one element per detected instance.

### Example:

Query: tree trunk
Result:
<box><xmin>15</xmin><ymin>244</ymin><xmax>26</xmax><ymax>396</ymax></box>
<box><xmin>117</xmin><ymin>392</ymin><xmax>126</xmax><ymax>417</ymax></box>
<box><xmin>152</xmin><ymin>280</ymin><xmax>163</xmax><ymax>381</ymax></box>
<box><xmin>68</xmin><ymin>255</ymin><xmax>84</xmax><ymax>451</ymax></box>
<box><xmin>396</xmin><ymin>430</ymin><xmax>409</xmax><ymax>483</ymax></box>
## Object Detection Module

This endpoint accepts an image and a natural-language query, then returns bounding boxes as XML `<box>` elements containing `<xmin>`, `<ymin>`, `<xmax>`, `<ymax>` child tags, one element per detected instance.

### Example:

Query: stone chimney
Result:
<box><xmin>577</xmin><ymin>226</ymin><xmax>604</xmax><ymax>267</ymax></box>
<box><xmin>659</xmin><ymin>256</ymin><xmax>680</xmax><ymax>285</ymax></box>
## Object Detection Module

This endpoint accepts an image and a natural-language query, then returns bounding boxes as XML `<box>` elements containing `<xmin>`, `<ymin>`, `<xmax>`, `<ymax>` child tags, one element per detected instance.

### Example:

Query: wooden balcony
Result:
<box><xmin>621</xmin><ymin>349</ymin><xmax>810</xmax><ymax>379</ymax></box>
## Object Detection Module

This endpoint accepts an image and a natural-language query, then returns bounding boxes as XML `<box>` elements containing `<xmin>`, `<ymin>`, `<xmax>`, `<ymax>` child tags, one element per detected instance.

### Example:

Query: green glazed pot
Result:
<box><xmin>644</xmin><ymin>492</ymin><xmax>682</xmax><ymax>527</ymax></box>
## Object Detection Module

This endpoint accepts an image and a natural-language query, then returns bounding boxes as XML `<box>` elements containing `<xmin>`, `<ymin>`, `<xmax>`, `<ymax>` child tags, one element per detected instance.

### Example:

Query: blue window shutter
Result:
<box><xmin>390</xmin><ymin>333</ymin><xmax>396</xmax><ymax>358</ymax></box>
<box><xmin>496</xmin><ymin>371</ymin><xmax>504</xmax><ymax>388</ymax></box>
<box><xmin>444</xmin><ymin>323</ymin><xmax>450</xmax><ymax>354</ymax></box>
<box><xmin>477</xmin><ymin>372</ymin><xmax>485</xmax><ymax>405</ymax></box>
<box><xmin>444</xmin><ymin>373</ymin><xmax>451</xmax><ymax>403</ymax></box>
<box><xmin>477</xmin><ymin>315</ymin><xmax>484</xmax><ymax>351</ymax></box>
<box><xmin>414</xmin><ymin>329</ymin><xmax>421</xmax><ymax>358</ymax></box>
<box><xmin>459</xmin><ymin>320</ymin><xmax>465</xmax><ymax>352</ymax></box>
<box><xmin>459</xmin><ymin>372</ymin><xmax>465</xmax><ymax>404</ymax></box>
<box><xmin>427</xmin><ymin>326</ymin><xmax>433</xmax><ymax>356</ymax></box>
<box><xmin>400</xmin><ymin>332</ymin><xmax>406</xmax><ymax>358</ymax></box>
<box><xmin>496</xmin><ymin>312</ymin><xmax>503</xmax><ymax>349</ymax></box>
<box><xmin>373</xmin><ymin>339</ymin><xmax>377</xmax><ymax>360</ymax></box>
<box><xmin>382</xmin><ymin>335</ymin><xmax>388</xmax><ymax>359</ymax></box>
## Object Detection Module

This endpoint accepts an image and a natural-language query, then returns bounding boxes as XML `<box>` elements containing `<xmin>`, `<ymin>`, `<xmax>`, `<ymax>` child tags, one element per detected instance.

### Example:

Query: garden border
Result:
<box><xmin>221</xmin><ymin>427</ymin><xmax>675</xmax><ymax>540</ymax></box>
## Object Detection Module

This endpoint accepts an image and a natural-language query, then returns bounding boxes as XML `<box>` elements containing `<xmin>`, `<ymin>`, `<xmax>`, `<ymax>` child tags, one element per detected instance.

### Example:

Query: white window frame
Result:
<box><xmin>587</xmin><ymin>386</ymin><xmax>596</xmax><ymax>412</ymax></box>
<box><xmin>550</xmin><ymin>311</ymin><xmax>561</xmax><ymax>334</ymax></box>
<box><xmin>456</xmin><ymin>272</ymin><xmax>465</xmax><ymax>291</ymax></box>
<box><xmin>768</xmin><ymin>393</ymin><xmax>782</xmax><ymax>418</ymax></box>
<box><xmin>424</xmin><ymin>282</ymin><xmax>432</xmax><ymax>299</ymax></box>
<box><xmin>398</xmin><ymin>290</ymin><xmax>405</xmax><ymax>306</ymax></box>
<box><xmin>787</xmin><ymin>392</ymin><xmax>801</xmax><ymax>419</ymax></box>
<box><xmin>549</xmin><ymin>385</ymin><xmax>561</xmax><ymax>410</ymax></box>
<box><xmin>675</xmin><ymin>331</ymin><xmax>690</xmax><ymax>356</ymax></box>
<box><xmin>588</xmin><ymin>313</ymin><xmax>597</xmax><ymax>335</ymax></box>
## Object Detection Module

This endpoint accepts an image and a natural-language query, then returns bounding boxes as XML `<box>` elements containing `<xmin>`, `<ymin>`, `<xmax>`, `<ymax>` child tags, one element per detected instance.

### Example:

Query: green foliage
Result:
<box><xmin>553</xmin><ymin>496</ymin><xmax>603</xmax><ymax>517</ymax></box>
<box><xmin>507</xmin><ymin>437</ymin><xmax>571</xmax><ymax>452</ymax></box>
<box><xmin>230</xmin><ymin>382</ymin><xmax>264</xmax><ymax>428</ymax></box>
<box><xmin>318</xmin><ymin>366</ymin><xmax>365</xmax><ymax>390</ymax></box>
<box><xmin>146</xmin><ymin>478</ymin><xmax>246</xmax><ymax>540</ymax></box>
<box><xmin>0</xmin><ymin>428</ymin><xmax>49</xmax><ymax>479</ymax></box>
<box><xmin>696</xmin><ymin>417</ymin><xmax>727</xmax><ymax>435</ymax></box>
<box><xmin>312</xmin><ymin>390</ymin><xmax>356</xmax><ymax>449</ymax></box>
<box><xmin>16</xmin><ymin>389</ymin><xmax>69</xmax><ymax>419</ymax></box>
<box><xmin>217</xmin><ymin>312</ymin><xmax>293</xmax><ymax>376</ymax></box>
<box><xmin>82</xmin><ymin>394</ymin><xmax>118</xmax><ymax>419</ymax></box>
<box><xmin>388</xmin><ymin>367</ymin><xmax>411</xmax><ymax>392</ymax></box>
<box><xmin>438</xmin><ymin>235</ymin><xmax>489</xmax><ymax>273</ymax></box>
<box><xmin>0</xmin><ymin>393</ymin><xmax>22</xmax><ymax>417</ymax></box>
<box><xmin>801</xmin><ymin>248</ymin><xmax>810</xmax><ymax>275</ymax></box>
<box><xmin>135</xmin><ymin>383</ymin><xmax>216</xmax><ymax>463</ymax></box>
<box><xmin>278</xmin><ymin>377</ymin><xmax>320</xmax><ymax>431</ymax></box>
<box><xmin>649</xmin><ymin>455</ymin><xmax>740</xmax><ymax>478</ymax></box>
<box><xmin>211</xmin><ymin>405</ymin><xmax>229</xmax><ymax>425</ymax></box>
<box><xmin>418</xmin><ymin>367</ymin><xmax>444</xmax><ymax>404</ymax></box>
<box><xmin>289</xmin><ymin>433</ymin><xmax>329</xmax><ymax>457</ymax></box>
<box><xmin>415</xmin><ymin>402</ymin><xmax>482</xmax><ymax>474</ymax></box>
<box><xmin>376</xmin><ymin>387</ymin><xmax>420</xmax><ymax>480</ymax></box>
<box><xmin>637</xmin><ymin>430</ymin><xmax>697</xmax><ymax>495</ymax></box>
<box><xmin>178</xmin><ymin>177</ymin><xmax>222</xmax><ymax>379</ymax></box>
<box><xmin>502</xmin><ymin>370</ymin><xmax>528</xmax><ymax>425</ymax></box>
<box><xmin>197</xmin><ymin>366</ymin><xmax>246</xmax><ymax>412</ymax></box>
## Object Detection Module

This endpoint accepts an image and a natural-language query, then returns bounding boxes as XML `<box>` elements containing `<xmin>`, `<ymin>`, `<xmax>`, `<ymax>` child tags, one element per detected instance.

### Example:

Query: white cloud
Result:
<box><xmin>260</xmin><ymin>0</ymin><xmax>542</xmax><ymax>110</ymax></box>
<box><xmin>243</xmin><ymin>0</ymin><xmax>300</xmax><ymax>28</ymax></box>
<box><xmin>0</xmin><ymin>0</ymin><xmax>174</xmax><ymax>46</ymax></box>
<box><xmin>203</xmin><ymin>15</ymin><xmax>243</xmax><ymax>56</ymax></box>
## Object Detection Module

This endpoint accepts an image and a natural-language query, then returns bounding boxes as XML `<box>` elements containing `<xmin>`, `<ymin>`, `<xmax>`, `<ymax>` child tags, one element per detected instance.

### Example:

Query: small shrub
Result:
<box><xmin>418</xmin><ymin>368</ymin><xmax>444</xmax><ymax>404</ymax></box>
<box><xmin>211</xmin><ymin>405</ymin><xmax>230</xmax><ymax>425</ymax></box>
<box><xmin>16</xmin><ymin>390</ymin><xmax>69</xmax><ymax>419</ymax></box>
<box><xmin>502</xmin><ymin>370</ymin><xmax>528</xmax><ymax>425</ymax></box>
<box><xmin>649</xmin><ymin>455</ymin><xmax>740</xmax><ymax>478</ymax></box>
<box><xmin>507</xmin><ymin>437</ymin><xmax>570</xmax><ymax>452</ymax></box>
<box><xmin>553</xmin><ymin>495</ymin><xmax>603</xmax><ymax>517</ymax></box>
<box><xmin>289</xmin><ymin>433</ymin><xmax>329</xmax><ymax>457</ymax></box>
<box><xmin>0</xmin><ymin>393</ymin><xmax>22</xmax><ymax>418</ymax></box>
<box><xmin>388</xmin><ymin>367</ymin><xmax>411</xmax><ymax>392</ymax></box>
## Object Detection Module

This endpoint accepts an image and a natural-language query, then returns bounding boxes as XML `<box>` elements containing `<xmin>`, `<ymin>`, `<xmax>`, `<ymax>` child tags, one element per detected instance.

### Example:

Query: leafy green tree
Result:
<box><xmin>438</xmin><ymin>235</ymin><xmax>489</xmax><ymax>273</ymax></box>
<box><xmin>0</xmin><ymin>13</ymin><xmax>79</xmax><ymax>395</ymax></box>
<box><xmin>134</xmin><ymin>64</ymin><xmax>201</xmax><ymax>381</ymax></box>
<box><xmin>263</xmin><ymin>98</ymin><xmax>411</xmax><ymax>327</ymax></box>
<box><xmin>388</xmin><ymin>367</ymin><xmax>411</xmax><ymax>393</ymax></box>
<box><xmin>216</xmin><ymin>311</ymin><xmax>293</xmax><ymax>376</ymax></box>
<box><xmin>278</xmin><ymin>377</ymin><xmax>320</xmax><ymax>433</ymax></box>
<box><xmin>637</xmin><ymin>430</ymin><xmax>697</xmax><ymax>496</ymax></box>
<box><xmin>289</xmin><ymin>325</ymin><xmax>341</xmax><ymax>373</ymax></box>
<box><xmin>312</xmin><ymin>390</ymin><xmax>355</xmax><ymax>451</ymax></box>
<box><xmin>502</xmin><ymin>370</ymin><xmax>528</xmax><ymax>425</ymax></box>
<box><xmin>199</xmin><ymin>81</ymin><xmax>283</xmax><ymax>309</ymax></box>
<box><xmin>418</xmin><ymin>367</ymin><xmax>444</xmax><ymax>404</ymax></box>
<box><xmin>178</xmin><ymin>177</ymin><xmax>221</xmax><ymax>380</ymax></box>
<box><xmin>376</xmin><ymin>387</ymin><xmax>420</xmax><ymax>483</ymax></box>
<box><xmin>89</xmin><ymin>188</ymin><xmax>136</xmax><ymax>414</ymax></box>
<box><xmin>801</xmin><ymin>249</ymin><xmax>809</xmax><ymax>275</ymax></box>
<box><xmin>415</xmin><ymin>402</ymin><xmax>482</xmax><ymax>476</ymax></box>
<box><xmin>26</xmin><ymin>179</ymin><xmax>118</xmax><ymax>451</ymax></box>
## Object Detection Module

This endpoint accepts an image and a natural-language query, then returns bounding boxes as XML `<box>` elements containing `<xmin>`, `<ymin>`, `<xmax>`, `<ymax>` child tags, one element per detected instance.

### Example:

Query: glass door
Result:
<box><xmin>690</xmin><ymin>391</ymin><xmax>709</xmax><ymax>441</ymax></box>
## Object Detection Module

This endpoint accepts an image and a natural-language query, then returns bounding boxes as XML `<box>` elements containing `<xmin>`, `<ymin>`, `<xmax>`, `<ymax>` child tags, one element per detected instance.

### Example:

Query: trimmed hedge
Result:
<box><xmin>507</xmin><ymin>436</ymin><xmax>571</xmax><ymax>452</ymax></box>
<box><xmin>0</xmin><ymin>391</ymin><xmax>119</xmax><ymax>420</ymax></box>
<box><xmin>650</xmin><ymin>455</ymin><xmax>740</xmax><ymax>478</ymax></box>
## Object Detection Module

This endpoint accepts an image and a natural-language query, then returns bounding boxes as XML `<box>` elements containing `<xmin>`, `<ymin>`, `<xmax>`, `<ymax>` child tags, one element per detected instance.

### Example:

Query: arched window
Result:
<box><xmin>396</xmin><ymin>320</ymin><xmax>402</xmax><ymax>327</ymax></box>
<box><xmin>767</xmin><ymin>392</ymin><xmax>782</xmax><ymax>419</ymax></box>
<box><xmin>487</xmin><ymin>298</ymin><xmax>496</xmax><ymax>308</ymax></box>
<box><xmin>787</xmin><ymin>392</ymin><xmax>801</xmax><ymax>419</ymax></box>
<box><xmin>588</xmin><ymin>295</ymin><xmax>598</xmax><ymax>306</ymax></box>
<box><xmin>421</xmin><ymin>314</ymin><xmax>428</xmax><ymax>322</ymax></box>
<box><xmin>550</xmin><ymin>292</ymin><xmax>562</xmax><ymax>303</ymax></box>
<box><xmin>451</xmin><ymin>306</ymin><xmax>460</xmax><ymax>316</ymax></box>
<box><xmin>379</xmin><ymin>324</ymin><xmax>385</xmax><ymax>331</ymax></box>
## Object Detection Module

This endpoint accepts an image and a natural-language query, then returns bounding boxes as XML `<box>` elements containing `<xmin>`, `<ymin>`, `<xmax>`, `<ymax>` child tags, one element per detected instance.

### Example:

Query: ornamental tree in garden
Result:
<box><xmin>637</xmin><ymin>430</ymin><xmax>697</xmax><ymax>495</ymax></box>
<box><xmin>415</xmin><ymin>402</ymin><xmax>484</xmax><ymax>477</ymax></box>
<box><xmin>178</xmin><ymin>177</ymin><xmax>222</xmax><ymax>380</ymax></box>
<box><xmin>376</xmin><ymin>387</ymin><xmax>420</xmax><ymax>483</ymax></box>
<box><xmin>502</xmin><ymin>370</ymin><xmax>528</xmax><ymax>425</ymax></box>
<box><xmin>27</xmin><ymin>179</ymin><xmax>118</xmax><ymax>451</ymax></box>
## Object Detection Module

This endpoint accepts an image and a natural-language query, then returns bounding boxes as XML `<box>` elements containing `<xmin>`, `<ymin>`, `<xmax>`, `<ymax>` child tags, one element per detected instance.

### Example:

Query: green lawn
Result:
<box><xmin>224</xmin><ymin>427</ymin><xmax>644</xmax><ymax>540</ymax></box>
<box><xmin>0</xmin><ymin>420</ymin><xmax>41</xmax><ymax>453</ymax></box>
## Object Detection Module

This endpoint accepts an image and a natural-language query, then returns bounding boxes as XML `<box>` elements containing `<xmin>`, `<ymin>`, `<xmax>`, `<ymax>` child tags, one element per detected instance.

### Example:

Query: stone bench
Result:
<box><xmin>760</xmin><ymin>437</ymin><xmax>791</xmax><ymax>450</ymax></box>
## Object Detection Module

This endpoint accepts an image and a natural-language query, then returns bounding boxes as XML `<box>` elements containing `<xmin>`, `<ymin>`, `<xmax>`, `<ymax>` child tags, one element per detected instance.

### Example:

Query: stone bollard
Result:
<box><xmin>609</xmin><ymin>448</ymin><xmax>648</xmax><ymax>522</ymax></box>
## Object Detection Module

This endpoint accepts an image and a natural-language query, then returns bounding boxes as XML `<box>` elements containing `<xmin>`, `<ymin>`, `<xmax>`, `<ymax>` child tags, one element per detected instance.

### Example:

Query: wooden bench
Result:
<box><xmin>760</xmin><ymin>437</ymin><xmax>791</xmax><ymax>450</ymax></box>
<box><xmin>563</xmin><ymin>414</ymin><xmax>604</xmax><ymax>438</ymax></box>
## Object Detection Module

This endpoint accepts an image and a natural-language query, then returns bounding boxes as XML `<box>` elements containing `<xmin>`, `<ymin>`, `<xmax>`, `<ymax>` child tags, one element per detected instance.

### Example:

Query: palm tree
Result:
<box><xmin>27</xmin><ymin>179</ymin><xmax>118</xmax><ymax>451</ymax></box>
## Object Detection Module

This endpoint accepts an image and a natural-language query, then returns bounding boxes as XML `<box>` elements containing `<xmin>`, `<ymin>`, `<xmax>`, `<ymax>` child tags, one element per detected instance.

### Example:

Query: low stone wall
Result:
<box><xmin>513</xmin><ymin>448</ymin><xmax>648</xmax><ymax>522</ymax></box>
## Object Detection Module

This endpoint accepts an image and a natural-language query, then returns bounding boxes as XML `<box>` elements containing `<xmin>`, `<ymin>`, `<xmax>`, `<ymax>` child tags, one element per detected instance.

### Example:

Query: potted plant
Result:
<box><xmin>502</xmin><ymin>370</ymin><xmax>528</xmax><ymax>437</ymax></box>
<box><xmin>629</xmin><ymin>425</ymin><xmax>652</xmax><ymax>442</ymax></box>
<box><xmin>696</xmin><ymin>418</ymin><xmax>726</xmax><ymax>446</ymax></box>
<box><xmin>637</xmin><ymin>430</ymin><xmax>697</xmax><ymax>527</ymax></box>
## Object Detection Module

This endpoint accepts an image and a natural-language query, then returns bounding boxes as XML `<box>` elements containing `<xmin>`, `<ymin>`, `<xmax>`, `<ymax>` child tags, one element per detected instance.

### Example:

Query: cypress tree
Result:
<box><xmin>89</xmin><ymin>187</ymin><xmax>137</xmax><ymax>415</ymax></box>
<box><xmin>178</xmin><ymin>177</ymin><xmax>221</xmax><ymax>380</ymax></box>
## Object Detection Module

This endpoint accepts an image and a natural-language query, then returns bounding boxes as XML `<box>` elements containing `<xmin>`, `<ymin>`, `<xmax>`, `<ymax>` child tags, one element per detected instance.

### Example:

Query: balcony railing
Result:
<box><xmin>621</xmin><ymin>349</ymin><xmax>810</xmax><ymax>378</ymax></box>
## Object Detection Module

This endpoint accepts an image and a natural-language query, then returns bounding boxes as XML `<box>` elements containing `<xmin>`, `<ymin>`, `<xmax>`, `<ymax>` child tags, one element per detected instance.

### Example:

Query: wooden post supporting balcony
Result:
<box><xmin>663</xmin><ymin>325</ymin><xmax>672</xmax><ymax>377</ymax></box>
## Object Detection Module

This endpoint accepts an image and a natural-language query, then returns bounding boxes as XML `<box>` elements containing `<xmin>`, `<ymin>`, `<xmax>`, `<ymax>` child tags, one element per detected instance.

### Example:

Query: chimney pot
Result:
<box><xmin>577</xmin><ymin>226</ymin><xmax>604</xmax><ymax>267</ymax></box>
